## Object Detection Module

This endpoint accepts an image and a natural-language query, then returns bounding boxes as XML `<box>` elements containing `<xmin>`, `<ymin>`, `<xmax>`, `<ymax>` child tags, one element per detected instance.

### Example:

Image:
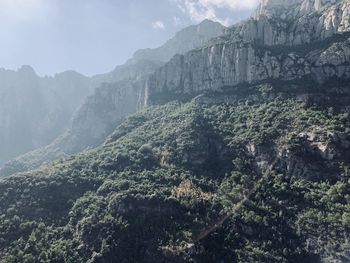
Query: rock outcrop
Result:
<box><xmin>144</xmin><ymin>0</ymin><xmax>350</xmax><ymax>104</ymax></box>
<box><xmin>236</xmin><ymin>0</ymin><xmax>350</xmax><ymax>46</ymax></box>
<box><xmin>145</xmin><ymin>36</ymin><xmax>350</xmax><ymax>101</ymax></box>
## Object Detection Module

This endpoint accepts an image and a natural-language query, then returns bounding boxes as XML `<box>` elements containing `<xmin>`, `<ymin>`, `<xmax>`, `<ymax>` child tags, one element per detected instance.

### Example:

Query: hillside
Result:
<box><xmin>0</xmin><ymin>85</ymin><xmax>349</xmax><ymax>262</ymax></box>
<box><xmin>0</xmin><ymin>0</ymin><xmax>350</xmax><ymax>262</ymax></box>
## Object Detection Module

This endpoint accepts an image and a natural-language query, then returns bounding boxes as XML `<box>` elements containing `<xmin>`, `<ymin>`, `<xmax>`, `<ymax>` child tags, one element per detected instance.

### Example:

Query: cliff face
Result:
<box><xmin>146</xmin><ymin>36</ymin><xmax>350</xmax><ymax>98</ymax></box>
<box><xmin>243</xmin><ymin>0</ymin><xmax>350</xmax><ymax>46</ymax></box>
<box><xmin>144</xmin><ymin>0</ymin><xmax>350</xmax><ymax>105</ymax></box>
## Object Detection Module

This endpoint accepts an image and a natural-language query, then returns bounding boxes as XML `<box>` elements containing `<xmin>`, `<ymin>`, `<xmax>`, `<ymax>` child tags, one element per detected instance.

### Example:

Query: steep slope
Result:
<box><xmin>144</xmin><ymin>0</ymin><xmax>350</xmax><ymax>104</ymax></box>
<box><xmin>0</xmin><ymin>20</ymin><xmax>226</xmax><ymax>176</ymax></box>
<box><xmin>0</xmin><ymin>66</ymin><xmax>96</xmax><ymax>165</ymax></box>
<box><xmin>0</xmin><ymin>85</ymin><xmax>349</xmax><ymax>262</ymax></box>
<box><xmin>0</xmin><ymin>1</ymin><xmax>350</xmax><ymax>261</ymax></box>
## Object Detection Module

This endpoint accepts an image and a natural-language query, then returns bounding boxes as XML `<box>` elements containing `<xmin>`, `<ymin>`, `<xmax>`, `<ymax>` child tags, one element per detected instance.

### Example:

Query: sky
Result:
<box><xmin>0</xmin><ymin>0</ymin><xmax>259</xmax><ymax>77</ymax></box>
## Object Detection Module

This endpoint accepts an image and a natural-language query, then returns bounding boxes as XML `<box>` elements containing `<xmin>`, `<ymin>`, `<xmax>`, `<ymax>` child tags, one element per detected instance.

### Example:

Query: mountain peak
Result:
<box><xmin>198</xmin><ymin>19</ymin><xmax>220</xmax><ymax>26</ymax></box>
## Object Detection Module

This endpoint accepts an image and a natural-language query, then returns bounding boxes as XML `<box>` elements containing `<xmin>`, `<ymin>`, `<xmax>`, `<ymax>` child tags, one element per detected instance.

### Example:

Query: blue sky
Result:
<box><xmin>0</xmin><ymin>0</ymin><xmax>259</xmax><ymax>76</ymax></box>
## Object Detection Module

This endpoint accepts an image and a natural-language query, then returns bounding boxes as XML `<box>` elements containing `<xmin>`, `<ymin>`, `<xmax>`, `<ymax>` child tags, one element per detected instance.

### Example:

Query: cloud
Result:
<box><xmin>174</xmin><ymin>0</ymin><xmax>259</xmax><ymax>25</ymax></box>
<box><xmin>152</xmin><ymin>20</ymin><xmax>166</xmax><ymax>30</ymax></box>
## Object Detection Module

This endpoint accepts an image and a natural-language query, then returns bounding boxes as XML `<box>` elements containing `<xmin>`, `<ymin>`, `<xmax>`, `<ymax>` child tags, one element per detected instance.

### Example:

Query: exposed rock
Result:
<box><xmin>238</xmin><ymin>0</ymin><xmax>350</xmax><ymax>46</ymax></box>
<box><xmin>145</xmin><ymin>37</ymin><xmax>350</xmax><ymax>103</ymax></box>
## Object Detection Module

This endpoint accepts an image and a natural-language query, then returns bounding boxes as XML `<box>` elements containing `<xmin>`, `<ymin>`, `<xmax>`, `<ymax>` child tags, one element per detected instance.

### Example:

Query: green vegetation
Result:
<box><xmin>0</xmin><ymin>96</ymin><xmax>349</xmax><ymax>262</ymax></box>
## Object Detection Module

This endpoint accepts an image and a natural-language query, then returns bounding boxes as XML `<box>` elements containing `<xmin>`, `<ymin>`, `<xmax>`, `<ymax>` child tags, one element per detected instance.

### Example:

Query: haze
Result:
<box><xmin>0</xmin><ymin>0</ymin><xmax>257</xmax><ymax>76</ymax></box>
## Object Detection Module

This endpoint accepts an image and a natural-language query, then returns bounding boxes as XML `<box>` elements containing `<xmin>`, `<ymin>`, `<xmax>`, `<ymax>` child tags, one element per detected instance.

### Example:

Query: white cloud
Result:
<box><xmin>152</xmin><ymin>20</ymin><xmax>166</xmax><ymax>30</ymax></box>
<box><xmin>174</xmin><ymin>0</ymin><xmax>259</xmax><ymax>26</ymax></box>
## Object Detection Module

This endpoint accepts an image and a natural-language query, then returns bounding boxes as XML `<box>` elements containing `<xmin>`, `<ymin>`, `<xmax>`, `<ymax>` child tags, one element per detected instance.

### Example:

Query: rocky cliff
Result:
<box><xmin>144</xmin><ymin>0</ymin><xmax>350</xmax><ymax>105</ymax></box>
<box><xmin>234</xmin><ymin>0</ymin><xmax>350</xmax><ymax>46</ymax></box>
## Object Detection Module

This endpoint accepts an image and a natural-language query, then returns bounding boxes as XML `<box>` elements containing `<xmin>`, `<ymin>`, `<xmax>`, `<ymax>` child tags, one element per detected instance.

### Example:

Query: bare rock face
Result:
<box><xmin>143</xmin><ymin>0</ymin><xmax>350</xmax><ymax>105</ymax></box>
<box><xmin>254</xmin><ymin>0</ymin><xmax>341</xmax><ymax>18</ymax></box>
<box><xmin>240</xmin><ymin>0</ymin><xmax>350</xmax><ymax>46</ymax></box>
<box><xmin>144</xmin><ymin>38</ymin><xmax>350</xmax><ymax>103</ymax></box>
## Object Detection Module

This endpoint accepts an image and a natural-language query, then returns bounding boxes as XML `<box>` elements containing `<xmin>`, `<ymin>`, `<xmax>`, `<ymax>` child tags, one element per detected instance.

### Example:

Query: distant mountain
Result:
<box><xmin>0</xmin><ymin>66</ymin><xmax>96</xmax><ymax>165</ymax></box>
<box><xmin>127</xmin><ymin>19</ymin><xmax>226</xmax><ymax>64</ymax></box>
<box><xmin>94</xmin><ymin>20</ymin><xmax>226</xmax><ymax>83</ymax></box>
<box><xmin>0</xmin><ymin>20</ymin><xmax>226</xmax><ymax>176</ymax></box>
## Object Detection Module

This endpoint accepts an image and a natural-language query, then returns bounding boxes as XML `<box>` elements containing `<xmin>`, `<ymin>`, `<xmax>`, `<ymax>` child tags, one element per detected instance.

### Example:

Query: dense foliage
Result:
<box><xmin>0</xmin><ymin>93</ymin><xmax>349</xmax><ymax>262</ymax></box>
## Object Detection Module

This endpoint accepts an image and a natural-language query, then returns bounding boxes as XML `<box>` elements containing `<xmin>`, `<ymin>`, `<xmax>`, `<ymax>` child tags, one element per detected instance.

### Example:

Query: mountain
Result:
<box><xmin>0</xmin><ymin>20</ymin><xmax>226</xmax><ymax>176</ymax></box>
<box><xmin>143</xmin><ymin>0</ymin><xmax>350</xmax><ymax>103</ymax></box>
<box><xmin>0</xmin><ymin>66</ymin><xmax>97</xmax><ymax>165</ymax></box>
<box><xmin>126</xmin><ymin>19</ymin><xmax>226</xmax><ymax>64</ymax></box>
<box><xmin>0</xmin><ymin>93</ymin><xmax>349</xmax><ymax>262</ymax></box>
<box><xmin>0</xmin><ymin>0</ymin><xmax>349</xmax><ymax>262</ymax></box>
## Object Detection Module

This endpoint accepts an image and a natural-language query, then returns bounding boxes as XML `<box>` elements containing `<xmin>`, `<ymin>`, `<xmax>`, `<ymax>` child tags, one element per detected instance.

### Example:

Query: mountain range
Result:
<box><xmin>0</xmin><ymin>20</ymin><xmax>225</xmax><ymax>175</ymax></box>
<box><xmin>0</xmin><ymin>0</ymin><xmax>350</xmax><ymax>262</ymax></box>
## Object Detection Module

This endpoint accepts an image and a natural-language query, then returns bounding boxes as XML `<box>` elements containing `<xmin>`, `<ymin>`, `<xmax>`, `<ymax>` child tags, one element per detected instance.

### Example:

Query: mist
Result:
<box><xmin>0</xmin><ymin>0</ymin><xmax>254</xmax><ymax>76</ymax></box>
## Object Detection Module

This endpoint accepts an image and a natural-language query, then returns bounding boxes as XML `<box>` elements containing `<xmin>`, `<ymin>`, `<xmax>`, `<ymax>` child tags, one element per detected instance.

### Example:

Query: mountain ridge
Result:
<box><xmin>0</xmin><ymin>19</ymin><xmax>226</xmax><ymax>176</ymax></box>
<box><xmin>2</xmin><ymin>0</ymin><xmax>350</xmax><ymax>175</ymax></box>
<box><xmin>0</xmin><ymin>1</ymin><xmax>350</xmax><ymax>262</ymax></box>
